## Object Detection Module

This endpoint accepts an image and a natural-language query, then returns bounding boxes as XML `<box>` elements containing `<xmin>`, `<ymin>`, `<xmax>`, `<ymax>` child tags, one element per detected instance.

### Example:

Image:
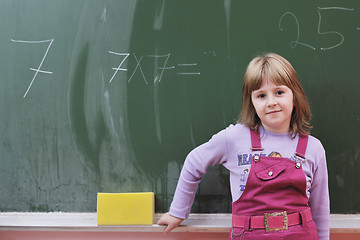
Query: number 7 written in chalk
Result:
<box><xmin>11</xmin><ymin>39</ymin><xmax>54</xmax><ymax>98</ymax></box>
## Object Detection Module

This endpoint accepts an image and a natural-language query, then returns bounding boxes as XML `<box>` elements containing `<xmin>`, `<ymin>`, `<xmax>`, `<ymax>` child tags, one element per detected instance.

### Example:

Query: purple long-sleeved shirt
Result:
<box><xmin>169</xmin><ymin>124</ymin><xmax>330</xmax><ymax>240</ymax></box>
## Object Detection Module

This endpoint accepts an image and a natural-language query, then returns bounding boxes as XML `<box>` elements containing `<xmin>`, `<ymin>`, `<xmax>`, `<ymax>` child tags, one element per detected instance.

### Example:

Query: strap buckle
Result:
<box><xmin>264</xmin><ymin>211</ymin><xmax>288</xmax><ymax>232</ymax></box>
<box><xmin>250</xmin><ymin>147</ymin><xmax>264</xmax><ymax>151</ymax></box>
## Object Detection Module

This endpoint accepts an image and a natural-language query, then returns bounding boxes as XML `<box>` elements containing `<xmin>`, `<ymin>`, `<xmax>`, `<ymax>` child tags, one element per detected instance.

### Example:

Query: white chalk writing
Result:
<box><xmin>11</xmin><ymin>39</ymin><xmax>54</xmax><ymax>98</ymax></box>
<box><xmin>279</xmin><ymin>6</ymin><xmax>355</xmax><ymax>51</ymax></box>
<box><xmin>279</xmin><ymin>12</ymin><xmax>316</xmax><ymax>50</ymax></box>
<box><xmin>177</xmin><ymin>63</ymin><xmax>200</xmax><ymax>75</ymax></box>
<box><xmin>108</xmin><ymin>51</ymin><xmax>130</xmax><ymax>83</ymax></box>
<box><xmin>107</xmin><ymin>52</ymin><xmax>200</xmax><ymax>84</ymax></box>
<box><xmin>317</xmin><ymin>7</ymin><xmax>354</xmax><ymax>50</ymax></box>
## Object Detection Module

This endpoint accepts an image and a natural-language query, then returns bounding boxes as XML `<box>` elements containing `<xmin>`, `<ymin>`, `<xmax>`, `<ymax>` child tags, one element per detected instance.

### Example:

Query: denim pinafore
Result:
<box><xmin>229</xmin><ymin>130</ymin><xmax>318</xmax><ymax>240</ymax></box>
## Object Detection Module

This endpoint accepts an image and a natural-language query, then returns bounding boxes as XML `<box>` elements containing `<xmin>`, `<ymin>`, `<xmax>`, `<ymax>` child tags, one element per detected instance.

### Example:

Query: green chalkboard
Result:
<box><xmin>0</xmin><ymin>0</ymin><xmax>359</xmax><ymax>214</ymax></box>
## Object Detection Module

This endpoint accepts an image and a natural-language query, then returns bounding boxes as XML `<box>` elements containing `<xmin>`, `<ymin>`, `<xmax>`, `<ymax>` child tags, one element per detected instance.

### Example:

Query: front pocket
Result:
<box><xmin>255</xmin><ymin>164</ymin><xmax>286</xmax><ymax>180</ymax></box>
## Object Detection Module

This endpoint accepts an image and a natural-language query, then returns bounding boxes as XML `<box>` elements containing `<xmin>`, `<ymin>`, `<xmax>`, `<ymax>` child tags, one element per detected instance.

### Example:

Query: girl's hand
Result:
<box><xmin>157</xmin><ymin>212</ymin><xmax>184</xmax><ymax>232</ymax></box>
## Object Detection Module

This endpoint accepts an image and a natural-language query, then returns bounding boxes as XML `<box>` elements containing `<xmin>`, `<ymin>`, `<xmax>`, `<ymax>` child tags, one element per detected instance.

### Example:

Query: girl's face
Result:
<box><xmin>251</xmin><ymin>79</ymin><xmax>294</xmax><ymax>133</ymax></box>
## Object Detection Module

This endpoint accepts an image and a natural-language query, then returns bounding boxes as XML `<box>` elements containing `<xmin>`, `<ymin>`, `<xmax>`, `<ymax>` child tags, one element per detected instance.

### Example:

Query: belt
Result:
<box><xmin>232</xmin><ymin>208</ymin><xmax>312</xmax><ymax>232</ymax></box>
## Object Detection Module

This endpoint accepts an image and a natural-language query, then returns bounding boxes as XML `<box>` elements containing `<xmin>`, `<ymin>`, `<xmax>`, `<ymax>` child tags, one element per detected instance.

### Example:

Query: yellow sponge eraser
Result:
<box><xmin>97</xmin><ymin>192</ymin><xmax>154</xmax><ymax>225</ymax></box>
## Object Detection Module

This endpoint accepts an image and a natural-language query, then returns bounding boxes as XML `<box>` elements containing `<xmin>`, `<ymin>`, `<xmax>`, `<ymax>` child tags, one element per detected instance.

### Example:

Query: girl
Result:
<box><xmin>158</xmin><ymin>53</ymin><xmax>330</xmax><ymax>240</ymax></box>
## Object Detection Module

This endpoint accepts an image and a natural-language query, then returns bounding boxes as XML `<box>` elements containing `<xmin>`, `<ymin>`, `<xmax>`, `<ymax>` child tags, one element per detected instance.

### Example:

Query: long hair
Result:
<box><xmin>238</xmin><ymin>53</ymin><xmax>312</xmax><ymax>137</ymax></box>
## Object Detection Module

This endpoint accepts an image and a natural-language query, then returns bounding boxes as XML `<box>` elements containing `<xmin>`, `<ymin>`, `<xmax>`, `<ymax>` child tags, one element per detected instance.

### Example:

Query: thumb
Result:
<box><xmin>157</xmin><ymin>217</ymin><xmax>166</xmax><ymax>226</ymax></box>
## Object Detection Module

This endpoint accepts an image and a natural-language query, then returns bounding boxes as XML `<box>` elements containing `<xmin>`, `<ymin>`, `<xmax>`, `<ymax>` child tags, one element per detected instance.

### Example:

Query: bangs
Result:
<box><xmin>245</xmin><ymin>56</ymin><xmax>294</xmax><ymax>93</ymax></box>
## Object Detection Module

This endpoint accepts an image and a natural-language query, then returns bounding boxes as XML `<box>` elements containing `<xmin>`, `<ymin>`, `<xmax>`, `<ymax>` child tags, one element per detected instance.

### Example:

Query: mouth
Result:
<box><xmin>266</xmin><ymin>110</ymin><xmax>282</xmax><ymax>115</ymax></box>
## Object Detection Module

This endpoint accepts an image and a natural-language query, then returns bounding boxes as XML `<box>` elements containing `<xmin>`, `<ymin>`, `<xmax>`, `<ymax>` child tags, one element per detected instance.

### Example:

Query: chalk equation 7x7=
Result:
<box><xmin>108</xmin><ymin>52</ymin><xmax>201</xmax><ymax>84</ymax></box>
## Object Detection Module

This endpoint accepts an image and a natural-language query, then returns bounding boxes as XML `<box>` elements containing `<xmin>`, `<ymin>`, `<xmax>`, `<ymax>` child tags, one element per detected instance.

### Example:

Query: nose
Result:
<box><xmin>267</xmin><ymin>95</ymin><xmax>278</xmax><ymax>107</ymax></box>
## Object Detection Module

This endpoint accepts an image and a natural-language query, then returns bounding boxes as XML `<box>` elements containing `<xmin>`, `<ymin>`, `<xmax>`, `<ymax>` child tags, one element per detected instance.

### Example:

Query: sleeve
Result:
<box><xmin>168</xmin><ymin>128</ymin><xmax>228</xmax><ymax>219</ymax></box>
<box><xmin>309</xmin><ymin>145</ymin><xmax>330</xmax><ymax>240</ymax></box>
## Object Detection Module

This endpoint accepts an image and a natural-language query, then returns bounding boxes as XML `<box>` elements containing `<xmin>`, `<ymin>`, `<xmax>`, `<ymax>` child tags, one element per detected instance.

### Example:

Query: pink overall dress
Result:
<box><xmin>229</xmin><ymin>130</ymin><xmax>319</xmax><ymax>240</ymax></box>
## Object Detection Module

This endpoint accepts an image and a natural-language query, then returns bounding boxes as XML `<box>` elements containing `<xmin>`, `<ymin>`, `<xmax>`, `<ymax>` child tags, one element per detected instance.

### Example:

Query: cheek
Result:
<box><xmin>289</xmin><ymin>98</ymin><xmax>295</xmax><ymax>110</ymax></box>
<box><xmin>251</xmin><ymin>100</ymin><xmax>263</xmax><ymax>115</ymax></box>
<box><xmin>286</xmin><ymin>102</ymin><xmax>295</xmax><ymax>116</ymax></box>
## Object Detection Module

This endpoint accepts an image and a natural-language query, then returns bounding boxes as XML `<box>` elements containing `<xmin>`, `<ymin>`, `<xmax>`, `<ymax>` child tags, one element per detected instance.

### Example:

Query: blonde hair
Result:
<box><xmin>238</xmin><ymin>53</ymin><xmax>312</xmax><ymax>137</ymax></box>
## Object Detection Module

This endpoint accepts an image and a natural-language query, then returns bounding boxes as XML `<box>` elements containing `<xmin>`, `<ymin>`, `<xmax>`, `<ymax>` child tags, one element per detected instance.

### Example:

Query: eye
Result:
<box><xmin>276</xmin><ymin>90</ymin><xmax>284</xmax><ymax>95</ymax></box>
<box><xmin>257</xmin><ymin>93</ymin><xmax>266</xmax><ymax>99</ymax></box>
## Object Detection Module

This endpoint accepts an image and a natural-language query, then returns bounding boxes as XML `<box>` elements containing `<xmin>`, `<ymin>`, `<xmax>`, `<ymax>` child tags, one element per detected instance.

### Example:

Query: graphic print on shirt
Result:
<box><xmin>237</xmin><ymin>153</ymin><xmax>252</xmax><ymax>166</ymax></box>
<box><xmin>268</xmin><ymin>151</ymin><xmax>306</xmax><ymax>163</ymax></box>
<box><xmin>237</xmin><ymin>151</ymin><xmax>290</xmax><ymax>192</ymax></box>
<box><xmin>239</xmin><ymin>168</ymin><xmax>250</xmax><ymax>191</ymax></box>
<box><xmin>237</xmin><ymin>153</ymin><xmax>266</xmax><ymax>192</ymax></box>
<box><xmin>269</xmin><ymin>151</ymin><xmax>282</xmax><ymax>157</ymax></box>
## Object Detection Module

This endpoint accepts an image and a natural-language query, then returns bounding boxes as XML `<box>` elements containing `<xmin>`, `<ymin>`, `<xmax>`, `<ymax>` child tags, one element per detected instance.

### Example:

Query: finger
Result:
<box><xmin>163</xmin><ymin>224</ymin><xmax>174</xmax><ymax>233</ymax></box>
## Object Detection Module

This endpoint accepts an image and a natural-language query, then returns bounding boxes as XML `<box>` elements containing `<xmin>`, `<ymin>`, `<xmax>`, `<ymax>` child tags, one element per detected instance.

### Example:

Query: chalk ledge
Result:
<box><xmin>0</xmin><ymin>213</ymin><xmax>359</xmax><ymax>232</ymax></box>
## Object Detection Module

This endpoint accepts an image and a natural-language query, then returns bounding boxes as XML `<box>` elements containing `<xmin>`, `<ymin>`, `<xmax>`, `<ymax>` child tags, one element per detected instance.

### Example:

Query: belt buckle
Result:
<box><xmin>264</xmin><ymin>211</ymin><xmax>288</xmax><ymax>232</ymax></box>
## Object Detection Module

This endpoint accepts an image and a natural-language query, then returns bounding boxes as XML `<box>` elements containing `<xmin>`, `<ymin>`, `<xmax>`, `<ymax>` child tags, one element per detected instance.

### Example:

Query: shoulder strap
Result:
<box><xmin>251</xmin><ymin>129</ymin><xmax>309</xmax><ymax>157</ymax></box>
<box><xmin>295</xmin><ymin>134</ymin><xmax>309</xmax><ymax>159</ymax></box>
<box><xmin>250</xmin><ymin>129</ymin><xmax>263</xmax><ymax>151</ymax></box>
